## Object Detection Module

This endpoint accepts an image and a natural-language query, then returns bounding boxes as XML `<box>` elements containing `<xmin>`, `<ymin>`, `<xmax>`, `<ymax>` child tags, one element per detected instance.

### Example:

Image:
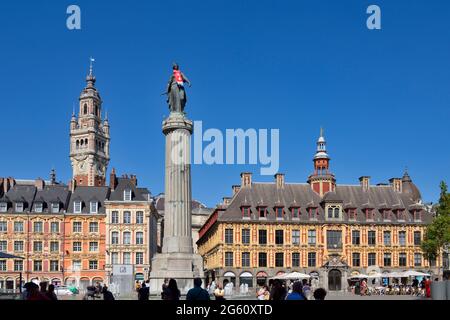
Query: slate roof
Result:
<box><xmin>108</xmin><ymin>178</ymin><xmax>150</xmax><ymax>202</ymax></box>
<box><xmin>155</xmin><ymin>193</ymin><xmax>210</xmax><ymax>214</ymax></box>
<box><xmin>216</xmin><ymin>177</ymin><xmax>432</xmax><ymax>225</ymax></box>
<box><xmin>33</xmin><ymin>185</ymin><xmax>71</xmax><ymax>214</ymax></box>
<box><xmin>67</xmin><ymin>186</ymin><xmax>110</xmax><ymax>214</ymax></box>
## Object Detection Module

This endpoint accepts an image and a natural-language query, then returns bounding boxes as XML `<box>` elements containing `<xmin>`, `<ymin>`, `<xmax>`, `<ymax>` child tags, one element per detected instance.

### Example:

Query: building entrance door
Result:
<box><xmin>328</xmin><ymin>269</ymin><xmax>342</xmax><ymax>291</ymax></box>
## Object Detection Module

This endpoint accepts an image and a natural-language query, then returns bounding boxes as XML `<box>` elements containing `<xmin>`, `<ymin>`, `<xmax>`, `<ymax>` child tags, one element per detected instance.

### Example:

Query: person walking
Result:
<box><xmin>102</xmin><ymin>285</ymin><xmax>115</xmax><ymax>300</ymax></box>
<box><xmin>46</xmin><ymin>284</ymin><xmax>58</xmax><ymax>301</ymax></box>
<box><xmin>138</xmin><ymin>282</ymin><xmax>150</xmax><ymax>301</ymax></box>
<box><xmin>269</xmin><ymin>280</ymin><xmax>287</xmax><ymax>301</ymax></box>
<box><xmin>161</xmin><ymin>278</ymin><xmax>169</xmax><ymax>299</ymax></box>
<box><xmin>214</xmin><ymin>283</ymin><xmax>225</xmax><ymax>301</ymax></box>
<box><xmin>425</xmin><ymin>277</ymin><xmax>431</xmax><ymax>298</ymax></box>
<box><xmin>186</xmin><ymin>278</ymin><xmax>210</xmax><ymax>301</ymax></box>
<box><xmin>163</xmin><ymin>279</ymin><xmax>181</xmax><ymax>301</ymax></box>
<box><xmin>285</xmin><ymin>281</ymin><xmax>307</xmax><ymax>300</ymax></box>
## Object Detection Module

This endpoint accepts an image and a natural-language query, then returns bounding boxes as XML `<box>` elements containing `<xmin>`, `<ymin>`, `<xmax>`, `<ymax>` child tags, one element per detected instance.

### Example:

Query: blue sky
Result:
<box><xmin>0</xmin><ymin>0</ymin><xmax>449</xmax><ymax>206</ymax></box>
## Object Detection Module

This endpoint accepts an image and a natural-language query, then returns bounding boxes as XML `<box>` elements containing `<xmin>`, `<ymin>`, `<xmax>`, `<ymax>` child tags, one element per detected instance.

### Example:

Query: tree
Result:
<box><xmin>421</xmin><ymin>181</ymin><xmax>450</xmax><ymax>278</ymax></box>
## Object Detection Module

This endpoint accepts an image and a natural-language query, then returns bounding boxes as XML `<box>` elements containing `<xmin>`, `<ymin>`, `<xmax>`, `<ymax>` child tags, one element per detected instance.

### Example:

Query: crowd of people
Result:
<box><xmin>351</xmin><ymin>276</ymin><xmax>433</xmax><ymax>297</ymax></box>
<box><xmin>21</xmin><ymin>281</ymin><xmax>58</xmax><ymax>301</ymax></box>
<box><xmin>255</xmin><ymin>279</ymin><xmax>327</xmax><ymax>301</ymax></box>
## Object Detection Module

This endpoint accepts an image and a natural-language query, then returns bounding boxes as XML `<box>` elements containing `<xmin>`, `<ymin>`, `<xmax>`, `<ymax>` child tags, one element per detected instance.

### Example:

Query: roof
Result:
<box><xmin>0</xmin><ymin>252</ymin><xmax>24</xmax><ymax>259</ymax></box>
<box><xmin>108</xmin><ymin>178</ymin><xmax>150</xmax><ymax>202</ymax></box>
<box><xmin>67</xmin><ymin>186</ymin><xmax>110</xmax><ymax>214</ymax></box>
<box><xmin>154</xmin><ymin>193</ymin><xmax>210</xmax><ymax>214</ymax></box>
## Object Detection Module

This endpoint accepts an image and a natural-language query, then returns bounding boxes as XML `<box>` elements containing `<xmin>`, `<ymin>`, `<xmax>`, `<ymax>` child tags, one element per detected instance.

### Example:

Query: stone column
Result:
<box><xmin>149</xmin><ymin>112</ymin><xmax>204</xmax><ymax>295</ymax></box>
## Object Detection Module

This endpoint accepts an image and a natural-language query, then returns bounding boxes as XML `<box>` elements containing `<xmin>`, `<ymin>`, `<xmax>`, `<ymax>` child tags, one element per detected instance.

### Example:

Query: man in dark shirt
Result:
<box><xmin>138</xmin><ymin>282</ymin><xmax>150</xmax><ymax>301</ymax></box>
<box><xmin>186</xmin><ymin>278</ymin><xmax>210</xmax><ymax>301</ymax></box>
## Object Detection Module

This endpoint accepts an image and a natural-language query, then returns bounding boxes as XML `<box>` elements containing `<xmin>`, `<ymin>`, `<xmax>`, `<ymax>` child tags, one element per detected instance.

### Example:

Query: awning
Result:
<box><xmin>223</xmin><ymin>271</ymin><xmax>236</xmax><ymax>277</ymax></box>
<box><xmin>256</xmin><ymin>271</ymin><xmax>268</xmax><ymax>278</ymax></box>
<box><xmin>240</xmin><ymin>272</ymin><xmax>253</xmax><ymax>278</ymax></box>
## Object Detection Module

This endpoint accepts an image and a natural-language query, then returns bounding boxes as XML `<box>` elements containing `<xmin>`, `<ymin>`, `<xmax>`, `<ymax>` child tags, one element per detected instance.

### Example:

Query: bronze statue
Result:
<box><xmin>166</xmin><ymin>63</ymin><xmax>191</xmax><ymax>113</ymax></box>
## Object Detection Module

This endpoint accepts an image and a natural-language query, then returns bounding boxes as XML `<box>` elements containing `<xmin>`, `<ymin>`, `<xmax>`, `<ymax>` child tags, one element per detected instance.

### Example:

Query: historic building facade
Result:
<box><xmin>0</xmin><ymin>67</ymin><xmax>157</xmax><ymax>292</ymax></box>
<box><xmin>104</xmin><ymin>170</ymin><xmax>158</xmax><ymax>283</ymax></box>
<box><xmin>197</xmin><ymin>131</ymin><xmax>439</xmax><ymax>291</ymax></box>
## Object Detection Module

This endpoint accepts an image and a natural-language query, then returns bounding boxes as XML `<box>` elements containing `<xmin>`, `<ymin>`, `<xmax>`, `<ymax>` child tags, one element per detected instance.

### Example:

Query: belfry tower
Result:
<box><xmin>69</xmin><ymin>59</ymin><xmax>110</xmax><ymax>187</ymax></box>
<box><xmin>307</xmin><ymin>128</ymin><xmax>336</xmax><ymax>196</ymax></box>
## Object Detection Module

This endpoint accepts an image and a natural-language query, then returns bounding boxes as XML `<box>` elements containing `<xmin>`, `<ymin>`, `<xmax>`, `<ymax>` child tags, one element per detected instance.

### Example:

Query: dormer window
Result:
<box><xmin>291</xmin><ymin>207</ymin><xmax>300</xmax><ymax>219</ymax></box>
<box><xmin>51</xmin><ymin>202</ymin><xmax>59</xmax><ymax>213</ymax></box>
<box><xmin>308</xmin><ymin>208</ymin><xmax>318</xmax><ymax>220</ymax></box>
<box><xmin>275</xmin><ymin>207</ymin><xmax>284</xmax><ymax>219</ymax></box>
<box><xmin>347</xmin><ymin>209</ymin><xmax>356</xmax><ymax>220</ymax></box>
<box><xmin>35</xmin><ymin>202</ymin><xmax>43</xmax><ymax>213</ymax></box>
<box><xmin>0</xmin><ymin>202</ymin><xmax>7</xmax><ymax>213</ymax></box>
<box><xmin>396</xmin><ymin>210</ymin><xmax>405</xmax><ymax>221</ymax></box>
<box><xmin>258</xmin><ymin>207</ymin><xmax>267</xmax><ymax>218</ymax></box>
<box><xmin>414</xmin><ymin>210</ymin><xmax>422</xmax><ymax>222</ymax></box>
<box><xmin>124</xmin><ymin>189</ymin><xmax>132</xmax><ymax>201</ymax></box>
<box><xmin>90</xmin><ymin>202</ymin><xmax>98</xmax><ymax>214</ymax></box>
<box><xmin>15</xmin><ymin>202</ymin><xmax>24</xmax><ymax>213</ymax></box>
<box><xmin>365</xmin><ymin>209</ymin><xmax>374</xmax><ymax>221</ymax></box>
<box><xmin>74</xmin><ymin>201</ymin><xmax>82</xmax><ymax>214</ymax></box>
<box><xmin>241</xmin><ymin>206</ymin><xmax>251</xmax><ymax>218</ymax></box>
<box><xmin>326</xmin><ymin>205</ymin><xmax>341</xmax><ymax>220</ymax></box>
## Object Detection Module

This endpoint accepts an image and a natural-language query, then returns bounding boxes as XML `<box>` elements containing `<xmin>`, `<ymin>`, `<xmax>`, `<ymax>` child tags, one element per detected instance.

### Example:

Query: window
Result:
<box><xmin>0</xmin><ymin>221</ymin><xmax>7</xmax><ymax>232</ymax></box>
<box><xmin>72</xmin><ymin>260</ymin><xmax>81</xmax><ymax>271</ymax></box>
<box><xmin>89</xmin><ymin>242</ymin><xmax>98</xmax><ymax>252</ymax></box>
<box><xmin>14</xmin><ymin>221</ymin><xmax>24</xmax><ymax>233</ymax></box>
<box><xmin>225</xmin><ymin>252</ymin><xmax>233</xmax><ymax>267</ymax></box>
<box><xmin>73</xmin><ymin>242</ymin><xmax>82</xmax><ymax>252</ymax></box>
<box><xmin>34</xmin><ymin>221</ymin><xmax>43</xmax><ymax>233</ymax></box>
<box><xmin>0</xmin><ymin>260</ymin><xmax>6</xmax><ymax>271</ymax></box>
<box><xmin>15</xmin><ymin>202</ymin><xmax>24</xmax><ymax>213</ymax></box>
<box><xmin>50</xmin><ymin>260</ymin><xmax>59</xmax><ymax>272</ymax></box>
<box><xmin>309</xmin><ymin>208</ymin><xmax>318</xmax><ymax>220</ymax></box>
<box><xmin>73</xmin><ymin>221</ymin><xmax>82</xmax><ymax>233</ymax></box>
<box><xmin>275</xmin><ymin>253</ymin><xmax>284</xmax><ymax>267</ymax></box>
<box><xmin>384</xmin><ymin>253</ymin><xmax>391</xmax><ymax>267</ymax></box>
<box><xmin>51</xmin><ymin>202</ymin><xmax>59</xmax><ymax>213</ymax></box>
<box><xmin>327</xmin><ymin>207</ymin><xmax>333</xmax><ymax>219</ymax></box>
<box><xmin>50</xmin><ymin>222</ymin><xmax>59</xmax><ymax>233</ymax></box>
<box><xmin>352</xmin><ymin>253</ymin><xmax>361</xmax><ymax>267</ymax></box>
<box><xmin>123</xmin><ymin>252</ymin><xmax>131</xmax><ymax>264</ymax></box>
<box><xmin>14</xmin><ymin>260</ymin><xmax>23</xmax><ymax>272</ymax></box>
<box><xmin>348</xmin><ymin>209</ymin><xmax>356</xmax><ymax>220</ymax></box>
<box><xmin>89</xmin><ymin>260</ymin><xmax>98</xmax><ymax>270</ymax></box>
<box><xmin>124</xmin><ymin>189</ymin><xmax>132</xmax><ymax>201</ymax></box>
<box><xmin>327</xmin><ymin>230</ymin><xmax>342</xmax><ymax>249</ymax></box>
<box><xmin>399</xmin><ymin>231</ymin><xmax>406</xmax><ymax>246</ymax></box>
<box><xmin>74</xmin><ymin>201</ymin><xmax>82</xmax><ymax>213</ymax></box>
<box><xmin>111</xmin><ymin>252</ymin><xmax>119</xmax><ymax>264</ymax></box>
<box><xmin>136</xmin><ymin>252</ymin><xmax>144</xmax><ymax>265</ymax></box>
<box><xmin>368</xmin><ymin>253</ymin><xmax>376</xmax><ymax>266</ymax></box>
<box><xmin>34</xmin><ymin>260</ymin><xmax>42</xmax><ymax>271</ymax></box>
<box><xmin>242</xmin><ymin>207</ymin><xmax>251</xmax><ymax>218</ymax></box>
<box><xmin>123</xmin><ymin>211</ymin><xmax>131</xmax><ymax>224</ymax></box>
<box><xmin>308</xmin><ymin>230</ymin><xmax>316</xmax><ymax>245</ymax></box>
<box><xmin>275</xmin><ymin>207</ymin><xmax>284</xmax><ymax>219</ymax></box>
<box><xmin>366</xmin><ymin>209</ymin><xmax>374</xmax><ymax>221</ymax></box>
<box><xmin>123</xmin><ymin>232</ymin><xmax>131</xmax><ymax>245</ymax></box>
<box><xmin>111</xmin><ymin>211</ymin><xmax>119</xmax><ymax>224</ymax></box>
<box><xmin>258</xmin><ymin>207</ymin><xmax>267</xmax><ymax>218</ymax></box>
<box><xmin>136</xmin><ymin>211</ymin><xmax>144</xmax><ymax>224</ymax></box>
<box><xmin>383</xmin><ymin>210</ymin><xmax>391</xmax><ymax>221</ymax></box>
<box><xmin>35</xmin><ymin>202</ymin><xmax>43</xmax><ymax>213</ymax></box>
<box><xmin>258</xmin><ymin>230</ymin><xmax>267</xmax><ymax>245</ymax></box>
<box><xmin>396</xmin><ymin>210</ymin><xmax>405</xmax><ymax>221</ymax></box>
<box><xmin>258</xmin><ymin>252</ymin><xmax>267</xmax><ymax>267</ymax></box>
<box><xmin>292</xmin><ymin>253</ymin><xmax>300</xmax><ymax>267</ymax></box>
<box><xmin>225</xmin><ymin>229</ymin><xmax>233</xmax><ymax>244</ymax></box>
<box><xmin>0</xmin><ymin>202</ymin><xmax>7</xmax><ymax>212</ymax></box>
<box><xmin>136</xmin><ymin>232</ymin><xmax>144</xmax><ymax>245</ymax></box>
<box><xmin>291</xmin><ymin>207</ymin><xmax>300</xmax><ymax>218</ymax></box>
<box><xmin>414</xmin><ymin>211</ymin><xmax>422</xmax><ymax>221</ymax></box>
<box><xmin>275</xmin><ymin>230</ymin><xmax>284</xmax><ymax>245</ymax></box>
<box><xmin>308</xmin><ymin>252</ymin><xmax>316</xmax><ymax>267</ymax></box>
<box><xmin>0</xmin><ymin>241</ymin><xmax>6</xmax><ymax>251</ymax></box>
<box><xmin>399</xmin><ymin>253</ymin><xmax>407</xmax><ymax>267</ymax></box>
<box><xmin>414</xmin><ymin>231</ymin><xmax>421</xmax><ymax>246</ymax></box>
<box><xmin>14</xmin><ymin>241</ymin><xmax>23</xmax><ymax>252</ymax></box>
<box><xmin>33</xmin><ymin>241</ymin><xmax>43</xmax><ymax>252</ymax></box>
<box><xmin>292</xmin><ymin>230</ymin><xmax>300</xmax><ymax>245</ymax></box>
<box><xmin>327</xmin><ymin>206</ymin><xmax>340</xmax><ymax>219</ymax></box>
<box><xmin>89</xmin><ymin>222</ymin><xmax>98</xmax><ymax>233</ymax></box>
<box><xmin>242</xmin><ymin>229</ymin><xmax>250</xmax><ymax>245</ymax></box>
<box><xmin>383</xmin><ymin>231</ymin><xmax>391</xmax><ymax>246</ymax></box>
<box><xmin>352</xmin><ymin>230</ymin><xmax>360</xmax><ymax>245</ymax></box>
<box><xmin>242</xmin><ymin>252</ymin><xmax>250</xmax><ymax>267</ymax></box>
<box><xmin>50</xmin><ymin>241</ymin><xmax>59</xmax><ymax>253</ymax></box>
<box><xmin>414</xmin><ymin>253</ymin><xmax>422</xmax><ymax>267</ymax></box>
<box><xmin>368</xmin><ymin>231</ymin><xmax>376</xmax><ymax>246</ymax></box>
<box><xmin>90</xmin><ymin>202</ymin><xmax>98</xmax><ymax>214</ymax></box>
<box><xmin>111</xmin><ymin>232</ymin><xmax>119</xmax><ymax>245</ymax></box>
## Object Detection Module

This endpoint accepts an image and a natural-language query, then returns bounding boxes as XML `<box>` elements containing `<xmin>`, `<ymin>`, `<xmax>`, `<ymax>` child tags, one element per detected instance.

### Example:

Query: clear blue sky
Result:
<box><xmin>0</xmin><ymin>0</ymin><xmax>449</xmax><ymax>207</ymax></box>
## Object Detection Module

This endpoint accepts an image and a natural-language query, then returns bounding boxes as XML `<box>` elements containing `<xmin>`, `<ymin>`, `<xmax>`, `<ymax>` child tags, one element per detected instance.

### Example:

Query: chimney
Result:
<box><xmin>35</xmin><ymin>178</ymin><xmax>45</xmax><ymax>191</ymax></box>
<box><xmin>275</xmin><ymin>173</ymin><xmax>285</xmax><ymax>189</ymax></box>
<box><xmin>241</xmin><ymin>172</ymin><xmax>252</xmax><ymax>188</ymax></box>
<box><xmin>223</xmin><ymin>197</ymin><xmax>232</xmax><ymax>206</ymax></box>
<box><xmin>50</xmin><ymin>168</ymin><xmax>56</xmax><ymax>185</ymax></box>
<box><xmin>389</xmin><ymin>178</ymin><xmax>402</xmax><ymax>193</ymax></box>
<box><xmin>232</xmin><ymin>185</ymin><xmax>241</xmax><ymax>196</ymax></box>
<box><xmin>110</xmin><ymin>168</ymin><xmax>117</xmax><ymax>191</ymax></box>
<box><xmin>359</xmin><ymin>176</ymin><xmax>370</xmax><ymax>192</ymax></box>
<box><xmin>130</xmin><ymin>174</ymin><xmax>138</xmax><ymax>187</ymax></box>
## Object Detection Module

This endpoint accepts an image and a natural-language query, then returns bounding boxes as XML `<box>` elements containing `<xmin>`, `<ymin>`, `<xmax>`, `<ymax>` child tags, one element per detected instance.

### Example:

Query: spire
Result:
<box><xmin>315</xmin><ymin>127</ymin><xmax>328</xmax><ymax>158</ymax></box>
<box><xmin>86</xmin><ymin>57</ymin><xmax>96</xmax><ymax>88</ymax></box>
<box><xmin>89</xmin><ymin>57</ymin><xmax>95</xmax><ymax>77</ymax></box>
<box><xmin>50</xmin><ymin>168</ymin><xmax>56</xmax><ymax>185</ymax></box>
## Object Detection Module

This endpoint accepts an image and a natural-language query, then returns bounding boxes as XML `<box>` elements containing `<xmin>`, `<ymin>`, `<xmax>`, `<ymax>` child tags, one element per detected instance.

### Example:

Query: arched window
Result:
<box><xmin>85</xmin><ymin>139</ymin><xmax>88</xmax><ymax>147</ymax></box>
<box><xmin>76</xmin><ymin>140</ymin><xmax>79</xmax><ymax>149</ymax></box>
<box><xmin>327</xmin><ymin>207</ymin><xmax>333</xmax><ymax>218</ymax></box>
<box><xmin>80</xmin><ymin>139</ymin><xmax>84</xmax><ymax>147</ymax></box>
<box><xmin>94</xmin><ymin>105</ymin><xmax>98</xmax><ymax>116</ymax></box>
<box><xmin>83</xmin><ymin>104</ymin><xmax>88</xmax><ymax>115</ymax></box>
<box><xmin>334</xmin><ymin>207</ymin><xmax>340</xmax><ymax>218</ymax></box>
